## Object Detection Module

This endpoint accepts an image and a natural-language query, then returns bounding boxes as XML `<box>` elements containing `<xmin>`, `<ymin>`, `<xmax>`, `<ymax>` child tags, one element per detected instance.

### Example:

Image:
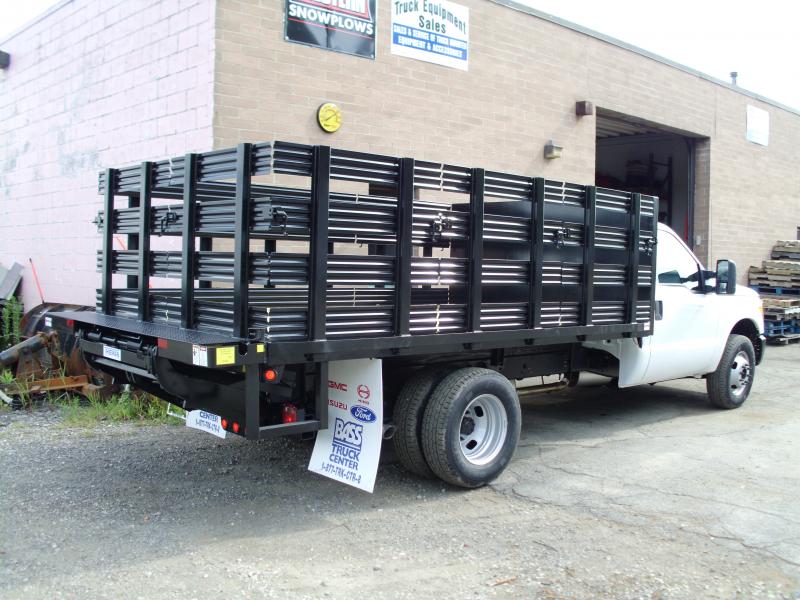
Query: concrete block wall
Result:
<box><xmin>212</xmin><ymin>0</ymin><xmax>595</xmax><ymax>183</ymax></box>
<box><xmin>0</xmin><ymin>0</ymin><xmax>216</xmax><ymax>310</ymax></box>
<box><xmin>213</xmin><ymin>0</ymin><xmax>800</xmax><ymax>276</ymax></box>
<box><xmin>2</xmin><ymin>0</ymin><xmax>798</xmax><ymax>311</ymax></box>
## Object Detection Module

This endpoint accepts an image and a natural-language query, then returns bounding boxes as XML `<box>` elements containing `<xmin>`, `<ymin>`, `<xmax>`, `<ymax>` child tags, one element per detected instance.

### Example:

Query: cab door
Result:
<box><xmin>640</xmin><ymin>229</ymin><xmax>720</xmax><ymax>383</ymax></box>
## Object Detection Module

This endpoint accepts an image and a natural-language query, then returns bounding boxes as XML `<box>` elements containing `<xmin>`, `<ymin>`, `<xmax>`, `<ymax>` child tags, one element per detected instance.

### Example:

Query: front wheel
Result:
<box><xmin>421</xmin><ymin>368</ymin><xmax>521</xmax><ymax>488</ymax></box>
<box><xmin>707</xmin><ymin>334</ymin><xmax>756</xmax><ymax>409</ymax></box>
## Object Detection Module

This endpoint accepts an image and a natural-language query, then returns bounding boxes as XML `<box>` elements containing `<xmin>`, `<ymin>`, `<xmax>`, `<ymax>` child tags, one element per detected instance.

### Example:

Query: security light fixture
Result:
<box><xmin>575</xmin><ymin>101</ymin><xmax>594</xmax><ymax>116</ymax></box>
<box><xmin>544</xmin><ymin>140</ymin><xmax>563</xmax><ymax>160</ymax></box>
<box><xmin>0</xmin><ymin>51</ymin><xmax>9</xmax><ymax>70</ymax></box>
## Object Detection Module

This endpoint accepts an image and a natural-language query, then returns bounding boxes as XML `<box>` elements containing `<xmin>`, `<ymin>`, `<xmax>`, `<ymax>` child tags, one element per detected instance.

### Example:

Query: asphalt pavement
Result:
<box><xmin>1</xmin><ymin>344</ymin><xmax>798</xmax><ymax>599</ymax></box>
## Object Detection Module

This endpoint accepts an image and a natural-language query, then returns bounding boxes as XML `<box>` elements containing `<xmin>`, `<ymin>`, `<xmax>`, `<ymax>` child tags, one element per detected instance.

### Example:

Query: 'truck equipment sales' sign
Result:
<box><xmin>285</xmin><ymin>0</ymin><xmax>377</xmax><ymax>59</ymax></box>
<box><xmin>391</xmin><ymin>0</ymin><xmax>469</xmax><ymax>71</ymax></box>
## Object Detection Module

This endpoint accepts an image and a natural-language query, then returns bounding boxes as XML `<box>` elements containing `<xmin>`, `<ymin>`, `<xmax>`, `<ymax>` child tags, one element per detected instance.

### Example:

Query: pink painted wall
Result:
<box><xmin>0</xmin><ymin>0</ymin><xmax>215</xmax><ymax>310</ymax></box>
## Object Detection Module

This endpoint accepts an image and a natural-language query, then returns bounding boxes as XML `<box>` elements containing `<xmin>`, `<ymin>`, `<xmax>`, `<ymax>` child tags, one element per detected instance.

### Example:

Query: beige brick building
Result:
<box><xmin>2</xmin><ymin>0</ymin><xmax>799</xmax><ymax>309</ymax></box>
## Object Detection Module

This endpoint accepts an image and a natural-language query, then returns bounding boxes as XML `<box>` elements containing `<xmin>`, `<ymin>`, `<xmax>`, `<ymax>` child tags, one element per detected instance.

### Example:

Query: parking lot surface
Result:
<box><xmin>1</xmin><ymin>344</ymin><xmax>799</xmax><ymax>599</ymax></box>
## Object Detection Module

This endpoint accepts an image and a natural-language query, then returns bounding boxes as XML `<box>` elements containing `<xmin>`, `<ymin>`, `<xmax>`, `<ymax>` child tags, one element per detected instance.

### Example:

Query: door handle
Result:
<box><xmin>655</xmin><ymin>301</ymin><xmax>663</xmax><ymax>320</ymax></box>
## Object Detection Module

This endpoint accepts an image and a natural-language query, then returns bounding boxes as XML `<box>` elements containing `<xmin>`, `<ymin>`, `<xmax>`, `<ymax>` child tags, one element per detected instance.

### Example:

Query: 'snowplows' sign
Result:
<box><xmin>285</xmin><ymin>0</ymin><xmax>377</xmax><ymax>59</ymax></box>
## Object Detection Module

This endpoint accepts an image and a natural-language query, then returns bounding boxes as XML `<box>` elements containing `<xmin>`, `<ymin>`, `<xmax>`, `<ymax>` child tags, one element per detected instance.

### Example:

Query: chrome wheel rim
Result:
<box><xmin>459</xmin><ymin>394</ymin><xmax>508</xmax><ymax>466</ymax></box>
<box><xmin>729</xmin><ymin>350</ymin><xmax>751</xmax><ymax>399</ymax></box>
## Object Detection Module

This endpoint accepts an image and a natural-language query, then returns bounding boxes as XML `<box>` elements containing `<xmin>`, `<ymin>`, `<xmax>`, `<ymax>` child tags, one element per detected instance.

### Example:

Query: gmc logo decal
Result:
<box><xmin>328</xmin><ymin>380</ymin><xmax>348</xmax><ymax>392</ymax></box>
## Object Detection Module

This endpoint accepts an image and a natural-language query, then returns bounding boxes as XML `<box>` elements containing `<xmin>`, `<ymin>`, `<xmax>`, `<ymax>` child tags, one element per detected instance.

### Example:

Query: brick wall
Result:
<box><xmin>0</xmin><ymin>0</ymin><xmax>216</xmax><ymax>310</ymax></box>
<box><xmin>213</xmin><ymin>0</ymin><xmax>800</xmax><ymax>276</ymax></box>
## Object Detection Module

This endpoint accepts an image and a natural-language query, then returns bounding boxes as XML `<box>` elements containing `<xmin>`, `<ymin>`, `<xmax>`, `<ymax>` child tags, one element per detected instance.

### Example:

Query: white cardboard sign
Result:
<box><xmin>186</xmin><ymin>409</ymin><xmax>227</xmax><ymax>439</ymax></box>
<box><xmin>391</xmin><ymin>0</ymin><xmax>469</xmax><ymax>71</ymax></box>
<box><xmin>746</xmin><ymin>105</ymin><xmax>769</xmax><ymax>146</ymax></box>
<box><xmin>308</xmin><ymin>358</ymin><xmax>383</xmax><ymax>493</ymax></box>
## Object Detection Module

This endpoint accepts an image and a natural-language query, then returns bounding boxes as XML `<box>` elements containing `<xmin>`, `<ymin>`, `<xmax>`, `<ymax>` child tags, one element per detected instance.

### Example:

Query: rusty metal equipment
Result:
<box><xmin>1</xmin><ymin>303</ymin><xmax>116</xmax><ymax>403</ymax></box>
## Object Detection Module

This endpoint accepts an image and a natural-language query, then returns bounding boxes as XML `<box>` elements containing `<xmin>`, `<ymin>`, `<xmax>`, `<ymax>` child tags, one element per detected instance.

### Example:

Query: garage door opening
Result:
<box><xmin>595</xmin><ymin>110</ymin><xmax>701</xmax><ymax>246</ymax></box>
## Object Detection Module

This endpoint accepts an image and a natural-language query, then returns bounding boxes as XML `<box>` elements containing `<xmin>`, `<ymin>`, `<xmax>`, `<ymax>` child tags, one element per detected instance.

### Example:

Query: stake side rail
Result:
<box><xmin>85</xmin><ymin>140</ymin><xmax>656</xmax><ymax>354</ymax></box>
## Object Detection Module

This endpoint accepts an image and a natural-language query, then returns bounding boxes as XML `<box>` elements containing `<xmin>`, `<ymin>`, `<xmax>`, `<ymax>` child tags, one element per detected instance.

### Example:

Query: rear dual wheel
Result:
<box><xmin>393</xmin><ymin>367</ymin><xmax>521</xmax><ymax>488</ymax></box>
<box><xmin>392</xmin><ymin>369</ymin><xmax>442</xmax><ymax>479</ymax></box>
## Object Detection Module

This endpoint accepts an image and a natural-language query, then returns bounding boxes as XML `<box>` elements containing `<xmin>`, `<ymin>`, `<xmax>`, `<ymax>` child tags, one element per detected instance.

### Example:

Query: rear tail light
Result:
<box><xmin>232</xmin><ymin>422</ymin><xmax>240</xmax><ymax>434</ymax></box>
<box><xmin>264</xmin><ymin>368</ymin><xmax>278</xmax><ymax>382</ymax></box>
<box><xmin>221</xmin><ymin>418</ymin><xmax>228</xmax><ymax>430</ymax></box>
<box><xmin>66</xmin><ymin>319</ymin><xmax>75</xmax><ymax>330</ymax></box>
<box><xmin>282</xmin><ymin>404</ymin><xmax>298</xmax><ymax>424</ymax></box>
<box><xmin>157</xmin><ymin>338</ymin><xmax>169</xmax><ymax>349</ymax></box>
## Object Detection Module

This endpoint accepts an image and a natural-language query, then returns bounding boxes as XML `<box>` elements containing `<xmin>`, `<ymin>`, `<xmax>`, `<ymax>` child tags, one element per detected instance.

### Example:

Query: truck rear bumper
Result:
<box><xmin>50</xmin><ymin>311</ymin><xmax>328</xmax><ymax>441</ymax></box>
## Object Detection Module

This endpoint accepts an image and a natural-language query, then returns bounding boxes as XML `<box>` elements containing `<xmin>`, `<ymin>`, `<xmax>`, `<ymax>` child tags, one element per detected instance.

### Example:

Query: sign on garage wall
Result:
<box><xmin>285</xmin><ymin>0</ymin><xmax>377</xmax><ymax>59</ymax></box>
<box><xmin>391</xmin><ymin>0</ymin><xmax>469</xmax><ymax>71</ymax></box>
<box><xmin>746</xmin><ymin>105</ymin><xmax>769</xmax><ymax>146</ymax></box>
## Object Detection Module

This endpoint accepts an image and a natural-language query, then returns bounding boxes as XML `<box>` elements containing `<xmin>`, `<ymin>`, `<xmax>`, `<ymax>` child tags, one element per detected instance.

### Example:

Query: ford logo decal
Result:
<box><xmin>350</xmin><ymin>405</ymin><xmax>377</xmax><ymax>423</ymax></box>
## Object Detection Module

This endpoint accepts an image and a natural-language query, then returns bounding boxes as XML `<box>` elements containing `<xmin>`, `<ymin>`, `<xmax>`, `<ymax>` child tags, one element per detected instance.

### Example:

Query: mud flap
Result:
<box><xmin>308</xmin><ymin>358</ymin><xmax>383</xmax><ymax>492</ymax></box>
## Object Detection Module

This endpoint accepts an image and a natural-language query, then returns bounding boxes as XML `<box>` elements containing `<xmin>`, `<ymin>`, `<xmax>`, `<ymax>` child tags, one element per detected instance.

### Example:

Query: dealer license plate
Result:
<box><xmin>102</xmin><ymin>345</ymin><xmax>122</xmax><ymax>361</ymax></box>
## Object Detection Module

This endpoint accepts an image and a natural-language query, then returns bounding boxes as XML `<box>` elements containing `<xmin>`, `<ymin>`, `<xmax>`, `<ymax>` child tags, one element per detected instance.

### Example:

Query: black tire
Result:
<box><xmin>421</xmin><ymin>368</ymin><xmax>521</xmax><ymax>488</ymax></box>
<box><xmin>707</xmin><ymin>334</ymin><xmax>756</xmax><ymax>409</ymax></box>
<box><xmin>392</xmin><ymin>369</ymin><xmax>444</xmax><ymax>478</ymax></box>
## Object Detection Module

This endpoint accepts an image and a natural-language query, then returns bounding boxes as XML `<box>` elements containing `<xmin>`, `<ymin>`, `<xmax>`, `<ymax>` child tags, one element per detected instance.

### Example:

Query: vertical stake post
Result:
<box><xmin>528</xmin><ymin>177</ymin><xmax>545</xmax><ymax>329</ymax></box>
<box><xmin>627</xmin><ymin>192</ymin><xmax>642</xmax><ymax>325</ymax></box>
<box><xmin>467</xmin><ymin>168</ymin><xmax>485</xmax><ymax>332</ymax></box>
<box><xmin>101</xmin><ymin>168</ymin><xmax>116</xmax><ymax>314</ymax></box>
<box><xmin>308</xmin><ymin>146</ymin><xmax>331</xmax><ymax>341</ymax></box>
<box><xmin>233</xmin><ymin>143</ymin><xmax>253</xmax><ymax>339</ymax></box>
<box><xmin>137</xmin><ymin>162</ymin><xmax>153</xmax><ymax>321</ymax></box>
<box><xmin>582</xmin><ymin>186</ymin><xmax>596</xmax><ymax>327</ymax></box>
<box><xmin>394</xmin><ymin>158</ymin><xmax>414</xmax><ymax>336</ymax></box>
<box><xmin>181</xmin><ymin>153</ymin><xmax>198</xmax><ymax>329</ymax></box>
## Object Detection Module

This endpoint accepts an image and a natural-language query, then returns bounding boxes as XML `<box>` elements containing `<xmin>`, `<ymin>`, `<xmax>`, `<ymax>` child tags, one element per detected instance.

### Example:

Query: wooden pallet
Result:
<box><xmin>764</xmin><ymin>307</ymin><xmax>800</xmax><ymax>319</ymax></box>
<box><xmin>751</xmin><ymin>285</ymin><xmax>800</xmax><ymax>296</ymax></box>
<box><xmin>772</xmin><ymin>251</ymin><xmax>800</xmax><ymax>260</ymax></box>
<box><xmin>764</xmin><ymin>308</ymin><xmax>800</xmax><ymax>322</ymax></box>
<box><xmin>749</xmin><ymin>264</ymin><xmax>800</xmax><ymax>286</ymax></box>
<box><xmin>773</xmin><ymin>240</ymin><xmax>800</xmax><ymax>250</ymax></box>
<box><xmin>765</xmin><ymin>319</ymin><xmax>800</xmax><ymax>337</ymax></box>
<box><xmin>763</xmin><ymin>260</ymin><xmax>800</xmax><ymax>274</ymax></box>
<box><xmin>767</xmin><ymin>333</ymin><xmax>800</xmax><ymax>346</ymax></box>
<box><xmin>750</xmin><ymin>277</ymin><xmax>798</xmax><ymax>287</ymax></box>
<box><xmin>761</xmin><ymin>296</ymin><xmax>800</xmax><ymax>308</ymax></box>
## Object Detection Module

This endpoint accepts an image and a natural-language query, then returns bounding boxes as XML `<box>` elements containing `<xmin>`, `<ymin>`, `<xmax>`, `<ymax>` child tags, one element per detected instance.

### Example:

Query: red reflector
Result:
<box><xmin>264</xmin><ymin>368</ymin><xmax>277</xmax><ymax>382</ymax></box>
<box><xmin>282</xmin><ymin>404</ymin><xmax>298</xmax><ymax>424</ymax></box>
<box><xmin>232</xmin><ymin>422</ymin><xmax>240</xmax><ymax>434</ymax></box>
<box><xmin>221</xmin><ymin>418</ymin><xmax>228</xmax><ymax>430</ymax></box>
<box><xmin>157</xmin><ymin>338</ymin><xmax>169</xmax><ymax>349</ymax></box>
<box><xmin>66</xmin><ymin>319</ymin><xmax>75</xmax><ymax>328</ymax></box>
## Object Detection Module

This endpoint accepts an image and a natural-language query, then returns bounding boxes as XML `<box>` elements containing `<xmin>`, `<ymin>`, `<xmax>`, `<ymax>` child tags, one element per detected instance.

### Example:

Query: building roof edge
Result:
<box><xmin>490</xmin><ymin>0</ymin><xmax>800</xmax><ymax>117</ymax></box>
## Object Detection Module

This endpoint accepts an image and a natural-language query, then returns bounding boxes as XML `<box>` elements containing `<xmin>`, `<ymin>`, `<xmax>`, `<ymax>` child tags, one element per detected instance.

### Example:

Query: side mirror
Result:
<box><xmin>716</xmin><ymin>259</ymin><xmax>737</xmax><ymax>295</ymax></box>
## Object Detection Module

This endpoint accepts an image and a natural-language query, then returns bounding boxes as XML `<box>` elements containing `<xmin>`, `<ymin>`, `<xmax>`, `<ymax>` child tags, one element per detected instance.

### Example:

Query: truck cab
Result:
<box><xmin>588</xmin><ymin>223</ymin><xmax>764</xmax><ymax>407</ymax></box>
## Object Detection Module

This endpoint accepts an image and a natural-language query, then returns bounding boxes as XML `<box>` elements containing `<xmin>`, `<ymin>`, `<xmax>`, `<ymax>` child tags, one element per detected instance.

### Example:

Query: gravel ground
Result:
<box><xmin>1</xmin><ymin>344</ymin><xmax>799</xmax><ymax>599</ymax></box>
